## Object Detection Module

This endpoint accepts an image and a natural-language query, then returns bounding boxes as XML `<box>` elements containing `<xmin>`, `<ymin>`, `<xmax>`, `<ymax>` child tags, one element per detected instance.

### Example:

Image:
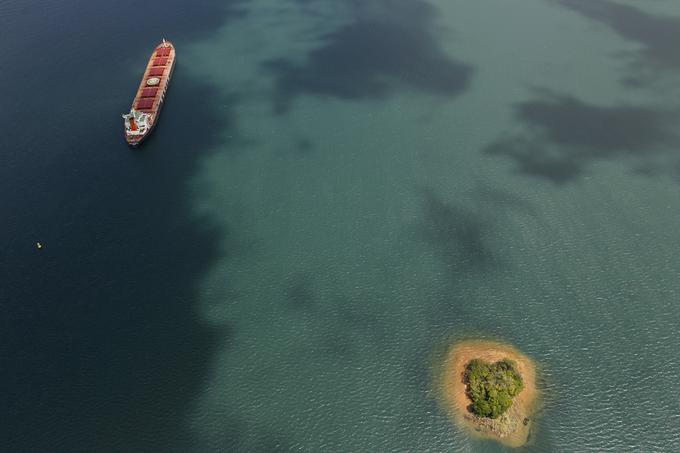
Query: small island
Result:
<box><xmin>438</xmin><ymin>340</ymin><xmax>538</xmax><ymax>447</ymax></box>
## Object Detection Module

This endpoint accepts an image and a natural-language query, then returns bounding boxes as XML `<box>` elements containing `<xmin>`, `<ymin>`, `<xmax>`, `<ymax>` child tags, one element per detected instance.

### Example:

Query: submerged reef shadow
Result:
<box><xmin>264</xmin><ymin>0</ymin><xmax>473</xmax><ymax>113</ymax></box>
<box><xmin>282</xmin><ymin>272</ymin><xmax>389</xmax><ymax>359</ymax></box>
<box><xmin>415</xmin><ymin>185</ymin><xmax>543</xmax><ymax>339</ymax></box>
<box><xmin>278</xmin><ymin>137</ymin><xmax>315</xmax><ymax>157</ymax></box>
<box><xmin>285</xmin><ymin>272</ymin><xmax>318</xmax><ymax>311</ymax></box>
<box><xmin>471</xmin><ymin>184</ymin><xmax>538</xmax><ymax>217</ymax></box>
<box><xmin>483</xmin><ymin>89</ymin><xmax>680</xmax><ymax>183</ymax></box>
<box><xmin>418</xmin><ymin>187</ymin><xmax>499</xmax><ymax>275</ymax></box>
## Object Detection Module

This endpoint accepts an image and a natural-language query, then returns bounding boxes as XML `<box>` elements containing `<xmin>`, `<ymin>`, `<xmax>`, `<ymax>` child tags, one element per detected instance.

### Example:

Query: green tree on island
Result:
<box><xmin>464</xmin><ymin>358</ymin><xmax>524</xmax><ymax>419</ymax></box>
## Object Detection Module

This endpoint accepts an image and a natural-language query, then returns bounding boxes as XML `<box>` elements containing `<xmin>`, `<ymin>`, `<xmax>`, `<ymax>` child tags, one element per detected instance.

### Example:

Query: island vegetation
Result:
<box><xmin>464</xmin><ymin>358</ymin><xmax>523</xmax><ymax>419</ymax></box>
<box><xmin>437</xmin><ymin>340</ymin><xmax>539</xmax><ymax>448</ymax></box>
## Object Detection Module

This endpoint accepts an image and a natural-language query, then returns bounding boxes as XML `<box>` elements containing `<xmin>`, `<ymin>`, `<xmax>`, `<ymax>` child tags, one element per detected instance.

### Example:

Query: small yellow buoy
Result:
<box><xmin>36</xmin><ymin>242</ymin><xmax>43</xmax><ymax>249</ymax></box>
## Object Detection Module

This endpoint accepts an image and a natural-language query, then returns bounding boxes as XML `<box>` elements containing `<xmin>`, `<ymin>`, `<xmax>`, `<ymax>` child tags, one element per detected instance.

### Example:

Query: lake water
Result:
<box><xmin>2</xmin><ymin>0</ymin><xmax>680</xmax><ymax>451</ymax></box>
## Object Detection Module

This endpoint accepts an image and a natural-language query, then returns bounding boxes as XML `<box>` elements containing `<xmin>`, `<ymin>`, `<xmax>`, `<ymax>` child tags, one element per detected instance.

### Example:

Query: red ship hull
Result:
<box><xmin>124</xmin><ymin>40</ymin><xmax>176</xmax><ymax>146</ymax></box>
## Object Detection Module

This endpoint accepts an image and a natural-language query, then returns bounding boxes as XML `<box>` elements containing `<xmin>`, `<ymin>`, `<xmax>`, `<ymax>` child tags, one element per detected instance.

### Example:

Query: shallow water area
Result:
<box><xmin>439</xmin><ymin>340</ymin><xmax>539</xmax><ymax>448</ymax></box>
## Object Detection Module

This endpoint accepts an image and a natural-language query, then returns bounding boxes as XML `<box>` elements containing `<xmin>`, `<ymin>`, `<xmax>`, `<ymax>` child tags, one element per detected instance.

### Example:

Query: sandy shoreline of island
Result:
<box><xmin>438</xmin><ymin>340</ymin><xmax>539</xmax><ymax>447</ymax></box>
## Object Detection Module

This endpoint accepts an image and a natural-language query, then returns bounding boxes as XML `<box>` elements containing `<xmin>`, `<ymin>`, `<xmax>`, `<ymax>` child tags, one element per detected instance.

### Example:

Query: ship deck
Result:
<box><xmin>126</xmin><ymin>41</ymin><xmax>175</xmax><ymax>145</ymax></box>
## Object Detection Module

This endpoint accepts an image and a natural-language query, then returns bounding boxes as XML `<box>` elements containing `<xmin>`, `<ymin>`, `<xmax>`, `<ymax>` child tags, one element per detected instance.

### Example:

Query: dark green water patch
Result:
<box><xmin>551</xmin><ymin>0</ymin><xmax>680</xmax><ymax>85</ymax></box>
<box><xmin>484</xmin><ymin>90</ymin><xmax>680</xmax><ymax>183</ymax></box>
<box><xmin>264</xmin><ymin>0</ymin><xmax>473</xmax><ymax>113</ymax></box>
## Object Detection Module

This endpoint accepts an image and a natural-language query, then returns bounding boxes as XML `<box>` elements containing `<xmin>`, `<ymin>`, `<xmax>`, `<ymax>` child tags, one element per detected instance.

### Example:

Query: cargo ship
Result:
<box><xmin>122</xmin><ymin>39</ymin><xmax>175</xmax><ymax>146</ymax></box>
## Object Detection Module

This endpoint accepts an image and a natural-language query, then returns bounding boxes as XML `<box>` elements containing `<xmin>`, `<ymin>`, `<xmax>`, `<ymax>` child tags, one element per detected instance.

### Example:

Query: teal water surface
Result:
<box><xmin>3</xmin><ymin>0</ymin><xmax>680</xmax><ymax>451</ymax></box>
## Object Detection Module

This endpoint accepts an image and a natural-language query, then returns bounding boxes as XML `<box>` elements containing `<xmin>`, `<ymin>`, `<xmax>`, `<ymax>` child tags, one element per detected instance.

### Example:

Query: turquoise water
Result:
<box><xmin>3</xmin><ymin>0</ymin><xmax>680</xmax><ymax>451</ymax></box>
